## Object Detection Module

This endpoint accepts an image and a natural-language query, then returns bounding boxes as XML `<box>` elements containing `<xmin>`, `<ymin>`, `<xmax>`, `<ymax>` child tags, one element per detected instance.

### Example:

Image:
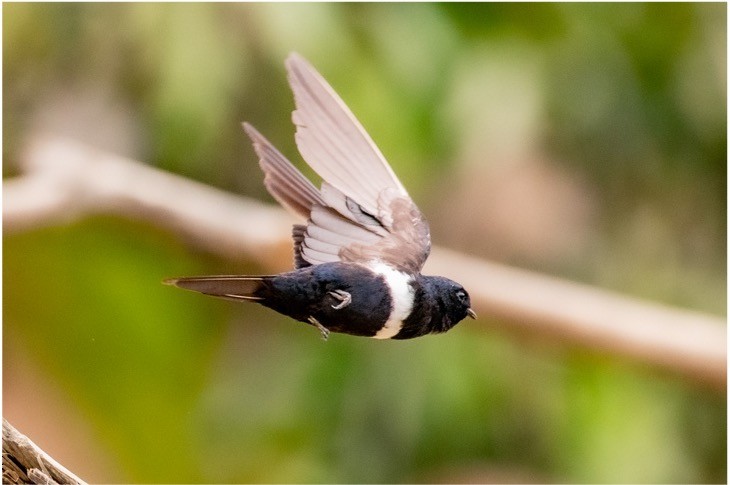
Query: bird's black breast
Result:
<box><xmin>256</xmin><ymin>262</ymin><xmax>393</xmax><ymax>337</ymax></box>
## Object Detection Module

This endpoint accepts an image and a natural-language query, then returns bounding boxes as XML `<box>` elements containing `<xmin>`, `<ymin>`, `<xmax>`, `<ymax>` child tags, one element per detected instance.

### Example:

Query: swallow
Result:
<box><xmin>165</xmin><ymin>53</ymin><xmax>476</xmax><ymax>340</ymax></box>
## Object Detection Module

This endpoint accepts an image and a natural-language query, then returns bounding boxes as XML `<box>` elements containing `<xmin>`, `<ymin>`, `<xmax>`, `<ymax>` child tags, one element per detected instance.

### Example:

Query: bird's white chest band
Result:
<box><xmin>368</xmin><ymin>262</ymin><xmax>415</xmax><ymax>339</ymax></box>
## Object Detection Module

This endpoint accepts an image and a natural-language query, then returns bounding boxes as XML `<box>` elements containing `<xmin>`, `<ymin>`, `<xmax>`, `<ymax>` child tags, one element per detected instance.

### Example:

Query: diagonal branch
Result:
<box><xmin>4</xmin><ymin>135</ymin><xmax>726</xmax><ymax>390</ymax></box>
<box><xmin>2</xmin><ymin>419</ymin><xmax>86</xmax><ymax>485</ymax></box>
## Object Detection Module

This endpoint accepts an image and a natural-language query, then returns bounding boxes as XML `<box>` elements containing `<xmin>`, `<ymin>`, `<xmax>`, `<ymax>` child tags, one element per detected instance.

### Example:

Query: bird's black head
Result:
<box><xmin>423</xmin><ymin>276</ymin><xmax>476</xmax><ymax>333</ymax></box>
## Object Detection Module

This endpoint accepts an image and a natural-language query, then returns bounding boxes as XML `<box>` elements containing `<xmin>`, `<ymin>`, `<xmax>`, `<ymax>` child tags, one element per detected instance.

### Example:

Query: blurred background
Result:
<box><xmin>3</xmin><ymin>3</ymin><xmax>726</xmax><ymax>483</ymax></box>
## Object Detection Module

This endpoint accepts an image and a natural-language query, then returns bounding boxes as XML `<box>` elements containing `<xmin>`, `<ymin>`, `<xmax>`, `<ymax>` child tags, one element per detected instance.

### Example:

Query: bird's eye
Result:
<box><xmin>455</xmin><ymin>289</ymin><xmax>467</xmax><ymax>303</ymax></box>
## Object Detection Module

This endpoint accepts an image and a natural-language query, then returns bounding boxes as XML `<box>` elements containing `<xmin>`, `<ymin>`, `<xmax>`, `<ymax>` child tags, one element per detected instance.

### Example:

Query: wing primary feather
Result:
<box><xmin>285</xmin><ymin>53</ymin><xmax>409</xmax><ymax>207</ymax></box>
<box><xmin>289</xmin><ymin>86</ymin><xmax>381</xmax><ymax>193</ymax></box>
<box><xmin>287</xmin><ymin>54</ymin><xmax>391</xmax><ymax>175</ymax></box>
<box><xmin>290</xmin><ymin>84</ymin><xmax>385</xmax><ymax>210</ymax></box>
<box><xmin>263</xmin><ymin>179</ymin><xmax>311</xmax><ymax>218</ymax></box>
<box><xmin>243</xmin><ymin>122</ymin><xmax>324</xmax><ymax>218</ymax></box>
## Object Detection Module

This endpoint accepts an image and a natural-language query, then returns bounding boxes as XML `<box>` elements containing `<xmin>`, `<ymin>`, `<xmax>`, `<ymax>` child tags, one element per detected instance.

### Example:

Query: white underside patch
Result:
<box><xmin>368</xmin><ymin>262</ymin><xmax>415</xmax><ymax>339</ymax></box>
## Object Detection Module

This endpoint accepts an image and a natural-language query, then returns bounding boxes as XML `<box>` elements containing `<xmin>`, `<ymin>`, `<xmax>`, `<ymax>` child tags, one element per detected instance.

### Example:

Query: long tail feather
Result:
<box><xmin>163</xmin><ymin>276</ymin><xmax>270</xmax><ymax>302</ymax></box>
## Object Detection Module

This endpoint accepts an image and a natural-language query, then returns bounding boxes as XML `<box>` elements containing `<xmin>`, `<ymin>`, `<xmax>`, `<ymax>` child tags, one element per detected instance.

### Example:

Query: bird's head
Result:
<box><xmin>424</xmin><ymin>276</ymin><xmax>477</xmax><ymax>332</ymax></box>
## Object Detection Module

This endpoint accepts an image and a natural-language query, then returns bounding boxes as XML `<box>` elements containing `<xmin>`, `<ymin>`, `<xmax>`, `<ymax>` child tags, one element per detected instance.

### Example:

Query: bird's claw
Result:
<box><xmin>329</xmin><ymin>289</ymin><xmax>352</xmax><ymax>310</ymax></box>
<box><xmin>308</xmin><ymin>316</ymin><xmax>330</xmax><ymax>341</ymax></box>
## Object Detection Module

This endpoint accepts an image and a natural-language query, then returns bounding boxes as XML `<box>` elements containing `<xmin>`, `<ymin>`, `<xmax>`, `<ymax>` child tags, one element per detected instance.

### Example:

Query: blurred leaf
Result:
<box><xmin>4</xmin><ymin>218</ymin><xmax>225</xmax><ymax>481</ymax></box>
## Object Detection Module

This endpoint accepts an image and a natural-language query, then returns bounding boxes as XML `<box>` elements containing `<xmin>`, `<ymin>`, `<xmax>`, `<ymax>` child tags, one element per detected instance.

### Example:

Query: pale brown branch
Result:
<box><xmin>426</xmin><ymin>248</ymin><xmax>726</xmax><ymax>389</ymax></box>
<box><xmin>4</xmin><ymin>135</ymin><xmax>726</xmax><ymax>390</ymax></box>
<box><xmin>2</xmin><ymin>419</ymin><xmax>86</xmax><ymax>485</ymax></box>
<box><xmin>4</xmin><ymin>135</ymin><xmax>299</xmax><ymax>269</ymax></box>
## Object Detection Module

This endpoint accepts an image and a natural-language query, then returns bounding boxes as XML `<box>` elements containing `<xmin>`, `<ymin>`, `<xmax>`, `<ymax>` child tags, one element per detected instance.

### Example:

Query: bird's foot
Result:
<box><xmin>329</xmin><ymin>289</ymin><xmax>352</xmax><ymax>310</ymax></box>
<box><xmin>308</xmin><ymin>316</ymin><xmax>330</xmax><ymax>341</ymax></box>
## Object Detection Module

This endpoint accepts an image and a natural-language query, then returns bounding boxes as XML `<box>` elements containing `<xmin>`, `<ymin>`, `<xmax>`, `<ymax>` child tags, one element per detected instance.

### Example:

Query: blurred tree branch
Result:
<box><xmin>2</xmin><ymin>419</ymin><xmax>86</xmax><ymax>485</ymax></box>
<box><xmin>4</xmin><ymin>135</ymin><xmax>726</xmax><ymax>391</ymax></box>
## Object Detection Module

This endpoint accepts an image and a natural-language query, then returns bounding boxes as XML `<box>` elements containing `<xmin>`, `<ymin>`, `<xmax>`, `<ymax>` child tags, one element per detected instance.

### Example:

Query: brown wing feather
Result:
<box><xmin>244</xmin><ymin>122</ymin><xmax>324</xmax><ymax>219</ymax></box>
<box><xmin>286</xmin><ymin>53</ymin><xmax>409</xmax><ymax>215</ymax></box>
<box><xmin>242</xmin><ymin>53</ymin><xmax>432</xmax><ymax>274</ymax></box>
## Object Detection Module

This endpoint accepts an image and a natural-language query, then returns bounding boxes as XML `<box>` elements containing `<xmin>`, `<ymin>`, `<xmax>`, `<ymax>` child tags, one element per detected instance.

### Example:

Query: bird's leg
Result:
<box><xmin>328</xmin><ymin>289</ymin><xmax>352</xmax><ymax>310</ymax></box>
<box><xmin>308</xmin><ymin>316</ymin><xmax>330</xmax><ymax>341</ymax></box>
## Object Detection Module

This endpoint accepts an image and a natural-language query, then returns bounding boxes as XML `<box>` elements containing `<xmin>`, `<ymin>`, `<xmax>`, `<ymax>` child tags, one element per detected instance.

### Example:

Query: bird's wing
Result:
<box><xmin>244</xmin><ymin>122</ymin><xmax>324</xmax><ymax>219</ymax></box>
<box><xmin>243</xmin><ymin>54</ymin><xmax>431</xmax><ymax>273</ymax></box>
<box><xmin>286</xmin><ymin>52</ymin><xmax>407</xmax><ymax>216</ymax></box>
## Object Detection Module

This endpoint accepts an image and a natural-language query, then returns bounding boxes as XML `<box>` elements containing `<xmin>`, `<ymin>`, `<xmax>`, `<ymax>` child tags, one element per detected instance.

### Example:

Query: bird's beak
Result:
<box><xmin>466</xmin><ymin>308</ymin><xmax>477</xmax><ymax>319</ymax></box>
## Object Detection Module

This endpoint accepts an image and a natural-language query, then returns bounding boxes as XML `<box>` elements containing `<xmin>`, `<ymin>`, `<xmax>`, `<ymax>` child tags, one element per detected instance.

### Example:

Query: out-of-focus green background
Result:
<box><xmin>4</xmin><ymin>3</ymin><xmax>726</xmax><ymax>483</ymax></box>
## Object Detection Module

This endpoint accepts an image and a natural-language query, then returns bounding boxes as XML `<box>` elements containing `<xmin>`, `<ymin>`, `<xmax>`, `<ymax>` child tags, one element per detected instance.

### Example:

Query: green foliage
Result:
<box><xmin>4</xmin><ymin>219</ymin><xmax>226</xmax><ymax>481</ymax></box>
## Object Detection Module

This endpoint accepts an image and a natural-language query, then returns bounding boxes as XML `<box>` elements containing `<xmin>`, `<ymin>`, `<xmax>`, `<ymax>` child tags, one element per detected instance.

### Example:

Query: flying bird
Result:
<box><xmin>165</xmin><ymin>53</ymin><xmax>475</xmax><ymax>340</ymax></box>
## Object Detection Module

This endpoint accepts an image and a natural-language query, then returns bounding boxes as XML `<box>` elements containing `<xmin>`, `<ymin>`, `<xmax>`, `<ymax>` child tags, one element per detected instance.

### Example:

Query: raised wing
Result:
<box><xmin>286</xmin><ymin>52</ymin><xmax>408</xmax><ymax>216</ymax></box>
<box><xmin>243</xmin><ymin>54</ymin><xmax>431</xmax><ymax>273</ymax></box>
<box><xmin>244</xmin><ymin>121</ymin><xmax>324</xmax><ymax>219</ymax></box>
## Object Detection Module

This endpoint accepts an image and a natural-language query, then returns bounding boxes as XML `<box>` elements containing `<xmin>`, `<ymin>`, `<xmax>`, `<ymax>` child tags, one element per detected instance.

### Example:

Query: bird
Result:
<box><xmin>165</xmin><ymin>53</ymin><xmax>476</xmax><ymax>340</ymax></box>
